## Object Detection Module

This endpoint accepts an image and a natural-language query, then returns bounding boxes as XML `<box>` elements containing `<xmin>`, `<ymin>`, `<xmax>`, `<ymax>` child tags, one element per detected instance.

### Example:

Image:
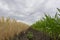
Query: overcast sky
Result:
<box><xmin>0</xmin><ymin>0</ymin><xmax>60</xmax><ymax>25</ymax></box>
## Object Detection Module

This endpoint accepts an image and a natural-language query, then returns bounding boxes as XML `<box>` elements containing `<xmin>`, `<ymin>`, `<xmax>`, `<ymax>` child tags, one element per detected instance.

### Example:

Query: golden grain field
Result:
<box><xmin>0</xmin><ymin>17</ymin><xmax>29</xmax><ymax>40</ymax></box>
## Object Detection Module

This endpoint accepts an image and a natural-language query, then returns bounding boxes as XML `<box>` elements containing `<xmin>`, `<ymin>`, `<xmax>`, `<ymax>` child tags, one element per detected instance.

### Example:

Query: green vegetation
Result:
<box><xmin>27</xmin><ymin>32</ymin><xmax>33</xmax><ymax>40</ymax></box>
<box><xmin>31</xmin><ymin>8</ymin><xmax>60</xmax><ymax>40</ymax></box>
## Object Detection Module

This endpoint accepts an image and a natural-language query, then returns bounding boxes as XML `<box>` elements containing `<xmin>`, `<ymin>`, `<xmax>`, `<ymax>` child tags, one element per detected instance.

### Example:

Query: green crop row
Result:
<box><xmin>31</xmin><ymin>8</ymin><xmax>60</xmax><ymax>40</ymax></box>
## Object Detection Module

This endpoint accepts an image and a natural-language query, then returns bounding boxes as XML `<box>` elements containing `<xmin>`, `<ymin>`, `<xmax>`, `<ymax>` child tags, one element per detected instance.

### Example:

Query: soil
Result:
<box><xmin>10</xmin><ymin>27</ymin><xmax>51</xmax><ymax>40</ymax></box>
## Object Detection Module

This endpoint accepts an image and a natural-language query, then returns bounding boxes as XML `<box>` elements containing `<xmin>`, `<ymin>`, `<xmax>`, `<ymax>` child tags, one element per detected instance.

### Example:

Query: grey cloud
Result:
<box><xmin>0</xmin><ymin>0</ymin><xmax>60</xmax><ymax>24</ymax></box>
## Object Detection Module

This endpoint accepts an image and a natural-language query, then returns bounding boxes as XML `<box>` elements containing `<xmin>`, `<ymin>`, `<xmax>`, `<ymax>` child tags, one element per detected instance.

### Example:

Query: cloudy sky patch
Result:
<box><xmin>0</xmin><ymin>0</ymin><xmax>60</xmax><ymax>25</ymax></box>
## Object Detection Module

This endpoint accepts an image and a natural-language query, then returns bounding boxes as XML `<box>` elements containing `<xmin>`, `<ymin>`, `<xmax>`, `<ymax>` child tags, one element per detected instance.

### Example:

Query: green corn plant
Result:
<box><xmin>31</xmin><ymin>13</ymin><xmax>60</xmax><ymax>40</ymax></box>
<box><xmin>57</xmin><ymin>8</ymin><xmax>60</xmax><ymax>12</ymax></box>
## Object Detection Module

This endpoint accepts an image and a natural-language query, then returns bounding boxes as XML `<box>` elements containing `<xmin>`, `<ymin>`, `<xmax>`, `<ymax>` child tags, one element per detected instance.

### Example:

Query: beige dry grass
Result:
<box><xmin>0</xmin><ymin>17</ymin><xmax>29</xmax><ymax>40</ymax></box>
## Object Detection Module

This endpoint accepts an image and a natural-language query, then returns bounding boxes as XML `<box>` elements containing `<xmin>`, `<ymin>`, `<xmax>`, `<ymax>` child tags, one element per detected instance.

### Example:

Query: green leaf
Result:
<box><xmin>57</xmin><ymin>8</ymin><xmax>60</xmax><ymax>12</ymax></box>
